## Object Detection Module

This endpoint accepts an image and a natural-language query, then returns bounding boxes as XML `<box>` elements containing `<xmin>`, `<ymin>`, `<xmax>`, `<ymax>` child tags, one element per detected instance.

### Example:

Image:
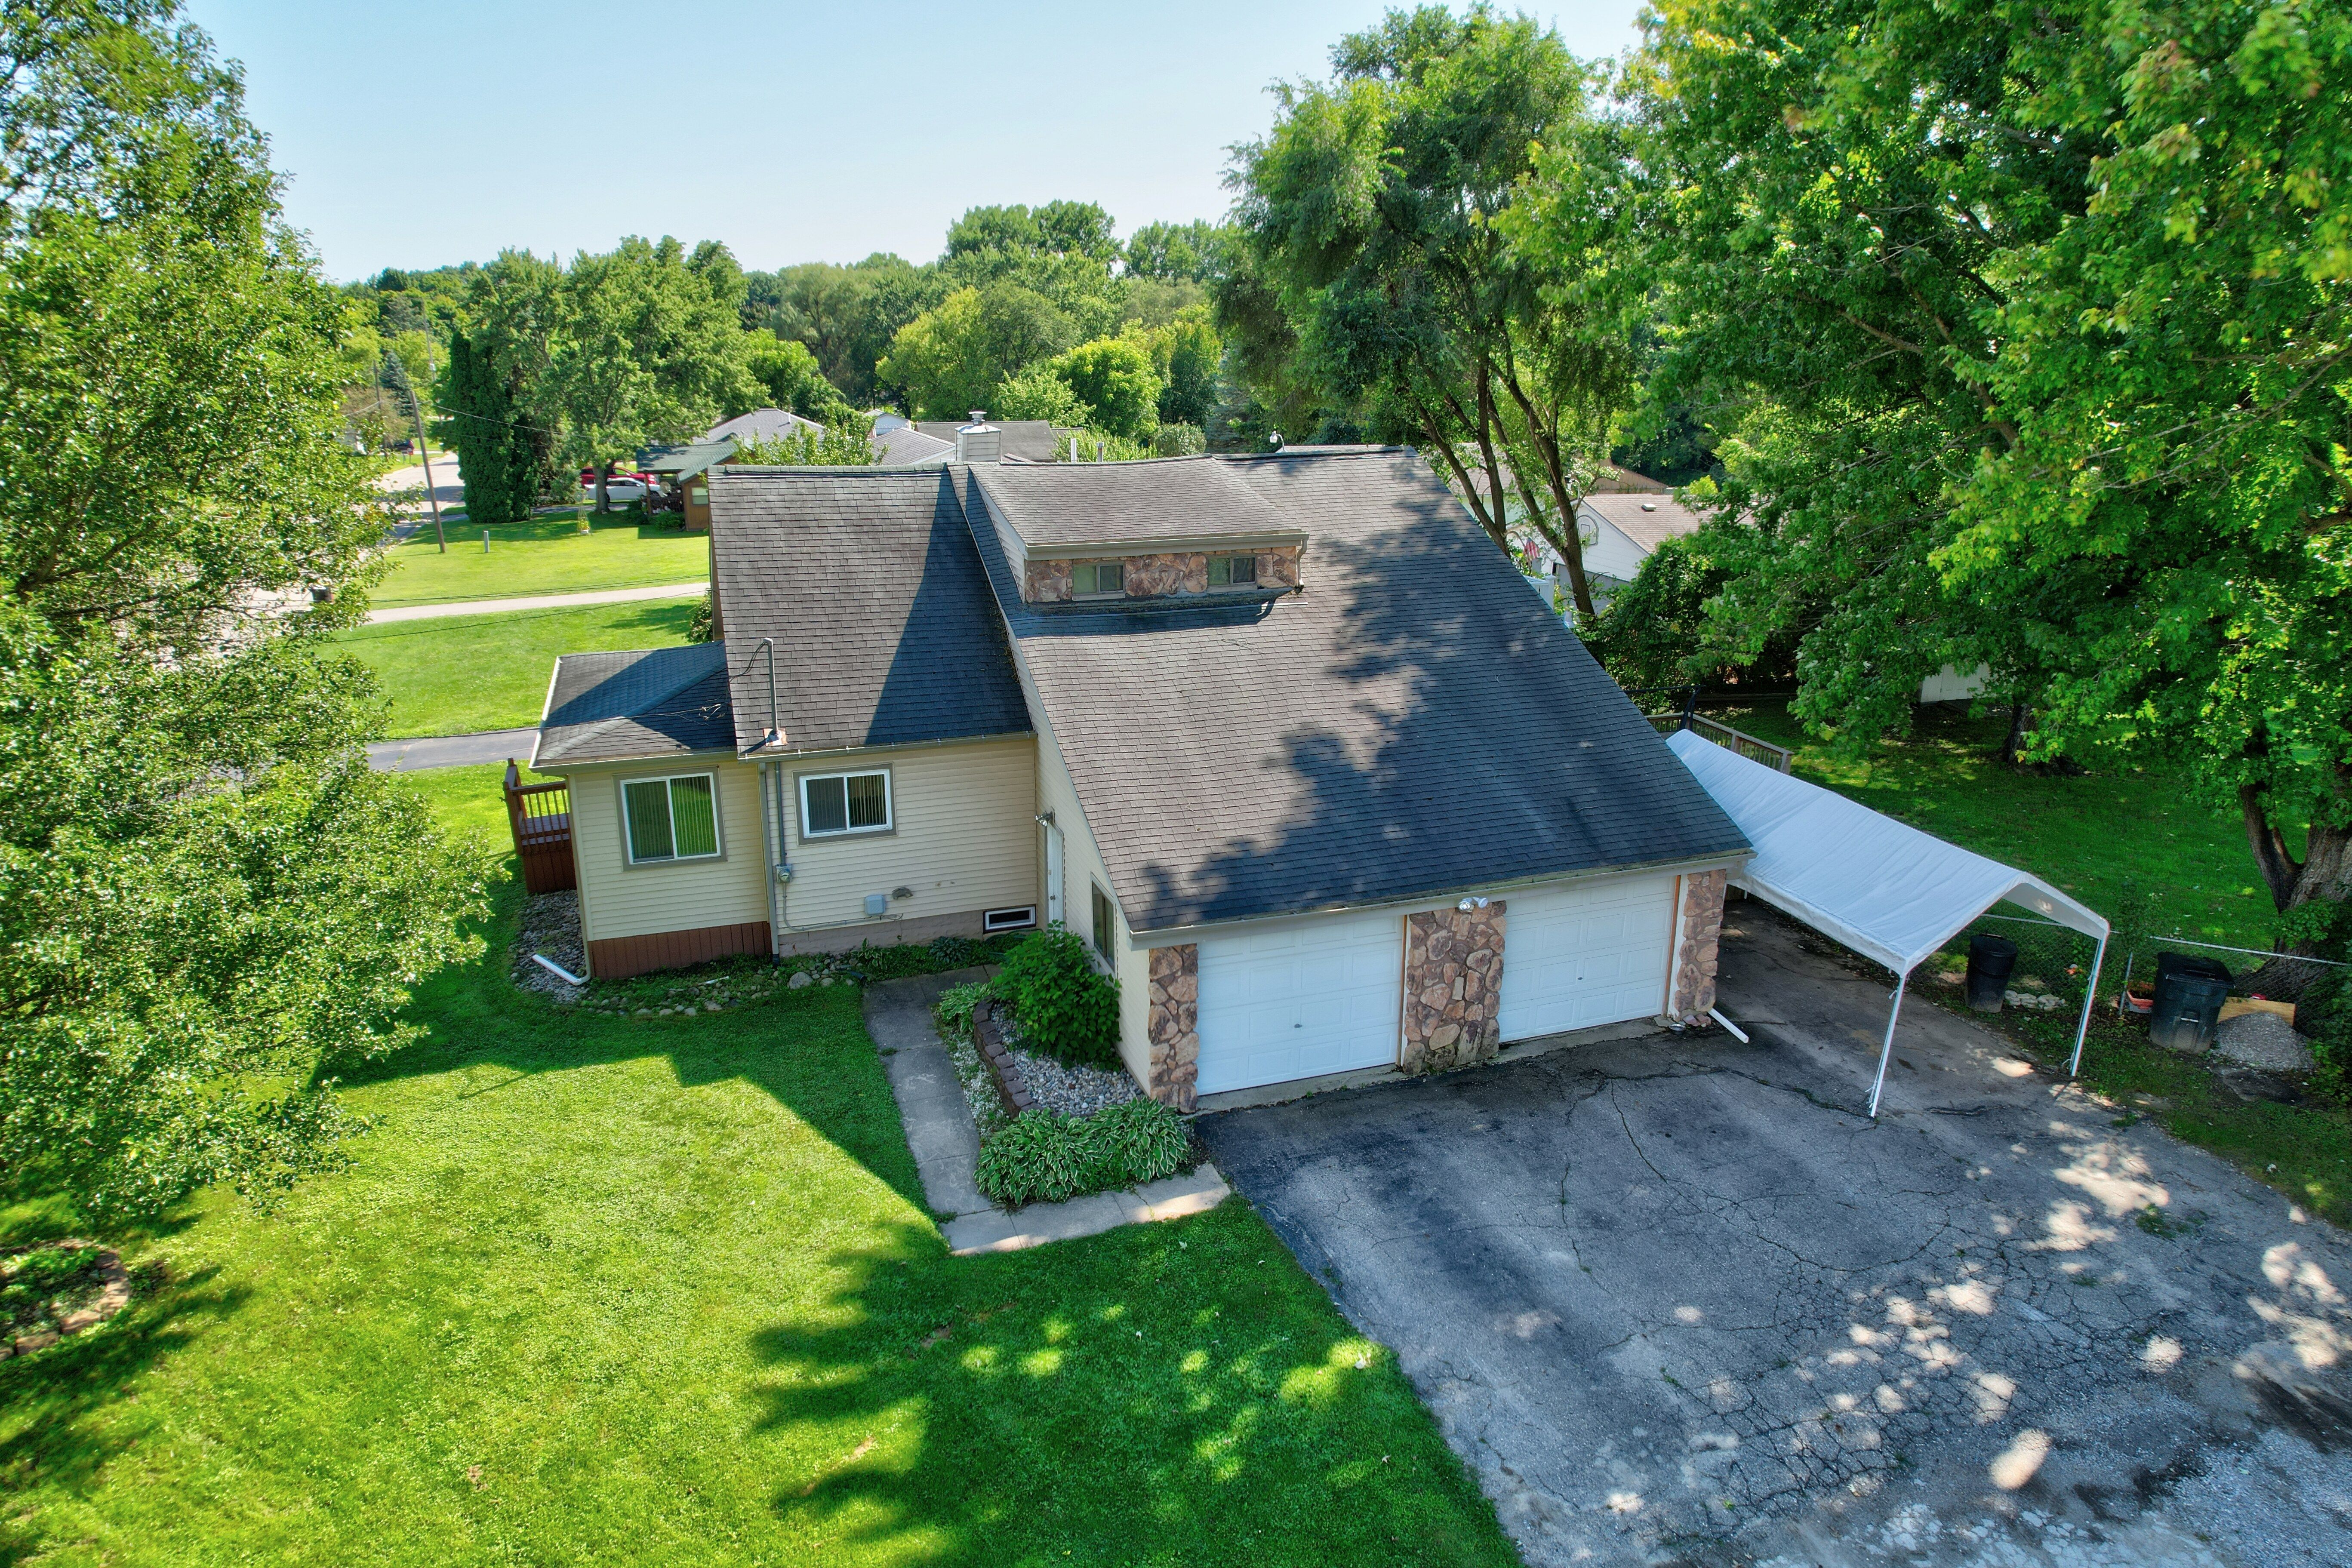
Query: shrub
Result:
<box><xmin>933</xmin><ymin>980</ymin><xmax>990</xmax><ymax>1042</ymax></box>
<box><xmin>973</xmin><ymin>1099</ymin><xmax>1190</xmax><ymax>1208</ymax></box>
<box><xmin>992</xmin><ymin>922</ymin><xmax>1120</xmax><ymax>1067</ymax></box>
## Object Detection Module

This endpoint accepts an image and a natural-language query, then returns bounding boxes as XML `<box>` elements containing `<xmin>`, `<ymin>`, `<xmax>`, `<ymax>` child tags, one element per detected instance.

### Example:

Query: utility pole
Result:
<box><xmin>410</xmin><ymin>399</ymin><xmax>446</xmax><ymax>553</ymax></box>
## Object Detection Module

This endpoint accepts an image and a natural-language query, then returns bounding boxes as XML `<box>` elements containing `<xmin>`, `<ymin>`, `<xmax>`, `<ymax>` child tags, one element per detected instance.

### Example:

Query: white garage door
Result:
<box><xmin>1497</xmin><ymin>874</ymin><xmax>1678</xmax><ymax>1043</ymax></box>
<box><xmin>1194</xmin><ymin>910</ymin><xmax>1404</xmax><ymax>1096</ymax></box>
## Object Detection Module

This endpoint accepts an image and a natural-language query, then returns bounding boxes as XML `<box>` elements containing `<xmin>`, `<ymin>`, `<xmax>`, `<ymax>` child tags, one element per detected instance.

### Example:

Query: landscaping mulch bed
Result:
<box><xmin>511</xmin><ymin>891</ymin><xmax>586</xmax><ymax>1000</ymax></box>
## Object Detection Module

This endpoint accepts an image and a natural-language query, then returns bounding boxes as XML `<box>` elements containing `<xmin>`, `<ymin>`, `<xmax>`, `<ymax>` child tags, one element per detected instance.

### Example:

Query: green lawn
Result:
<box><xmin>1710</xmin><ymin>700</ymin><xmax>2268</xmax><ymax>949</ymax></box>
<box><xmin>0</xmin><ymin>795</ymin><xmax>1514</xmax><ymax>1567</ymax></box>
<box><xmin>339</xmin><ymin>600</ymin><xmax>697</xmax><ymax>738</ymax></box>
<box><xmin>375</xmin><ymin>509</ymin><xmax>708</xmax><ymax>609</ymax></box>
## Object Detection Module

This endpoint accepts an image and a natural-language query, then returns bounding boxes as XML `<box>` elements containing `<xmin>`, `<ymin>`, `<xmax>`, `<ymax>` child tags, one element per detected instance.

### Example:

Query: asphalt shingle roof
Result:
<box><xmin>964</xmin><ymin>450</ymin><xmax>1749</xmax><ymax>933</ymax></box>
<box><xmin>1582</xmin><ymin>492</ymin><xmax>1704</xmax><ymax>554</ymax></box>
<box><xmin>708</xmin><ymin>467</ymin><xmax>1030</xmax><ymax>756</ymax></box>
<box><xmin>536</xmin><ymin>644</ymin><xmax>736</xmax><ymax>766</ymax></box>
<box><xmin>871</xmin><ymin>425</ymin><xmax>957</xmax><ymax>467</ymax></box>
<box><xmin>705</xmin><ymin>407</ymin><xmax>822</xmax><ymax>443</ymax></box>
<box><xmin>914</xmin><ymin>419</ymin><xmax>1063</xmax><ymax>462</ymax></box>
<box><xmin>973</xmin><ymin>458</ymin><xmax>1302</xmax><ymax>550</ymax></box>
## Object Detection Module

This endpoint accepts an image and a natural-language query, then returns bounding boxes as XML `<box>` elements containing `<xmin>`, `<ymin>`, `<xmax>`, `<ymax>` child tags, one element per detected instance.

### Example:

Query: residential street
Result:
<box><xmin>1201</xmin><ymin>907</ymin><xmax>2352</xmax><ymax>1568</ymax></box>
<box><xmin>365</xmin><ymin>728</ymin><xmax>538</xmax><ymax>772</ymax></box>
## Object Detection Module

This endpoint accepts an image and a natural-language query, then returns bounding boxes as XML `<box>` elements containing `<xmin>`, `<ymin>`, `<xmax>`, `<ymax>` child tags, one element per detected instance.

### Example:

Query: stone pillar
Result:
<box><xmin>1400</xmin><ymin>901</ymin><xmax>1506</xmax><ymax>1074</ymax></box>
<box><xmin>1669</xmin><ymin>869</ymin><xmax>1730</xmax><ymax>1022</ymax></box>
<box><xmin>1146</xmin><ymin>944</ymin><xmax>1199</xmax><ymax>1111</ymax></box>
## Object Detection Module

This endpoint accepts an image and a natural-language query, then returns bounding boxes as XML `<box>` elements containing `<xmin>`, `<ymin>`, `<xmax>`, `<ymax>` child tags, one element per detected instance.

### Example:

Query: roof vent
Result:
<box><xmin>1640</xmin><ymin>502</ymin><xmax>1658</xmax><ymax>511</ymax></box>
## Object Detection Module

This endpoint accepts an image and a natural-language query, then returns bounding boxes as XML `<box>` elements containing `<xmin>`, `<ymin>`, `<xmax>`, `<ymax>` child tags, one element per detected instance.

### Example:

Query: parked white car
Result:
<box><xmin>581</xmin><ymin>477</ymin><xmax>650</xmax><ymax>504</ymax></box>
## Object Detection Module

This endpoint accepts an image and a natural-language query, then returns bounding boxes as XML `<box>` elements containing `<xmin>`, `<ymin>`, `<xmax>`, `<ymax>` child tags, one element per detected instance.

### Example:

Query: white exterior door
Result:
<box><xmin>1496</xmin><ymin>873</ymin><xmax>1678</xmax><ymax>1043</ymax></box>
<box><xmin>1194</xmin><ymin>910</ymin><xmax>1404</xmax><ymax>1096</ymax></box>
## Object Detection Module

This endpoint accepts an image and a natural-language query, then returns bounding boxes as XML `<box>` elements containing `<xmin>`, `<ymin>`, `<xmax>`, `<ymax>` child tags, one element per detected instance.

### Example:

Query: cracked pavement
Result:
<box><xmin>1197</xmin><ymin>907</ymin><xmax>2352</xmax><ymax>1567</ymax></box>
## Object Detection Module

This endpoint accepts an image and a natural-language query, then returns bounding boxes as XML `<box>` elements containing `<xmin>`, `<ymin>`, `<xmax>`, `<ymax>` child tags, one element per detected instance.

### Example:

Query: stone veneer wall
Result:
<box><xmin>1669</xmin><ymin>869</ymin><xmax>1729</xmax><ymax>1021</ymax></box>
<box><xmin>1024</xmin><ymin>557</ymin><xmax>1073</xmax><ymax>602</ymax></box>
<box><xmin>1146</xmin><ymin>944</ymin><xmax>1200</xmax><ymax>1111</ymax></box>
<box><xmin>1020</xmin><ymin>544</ymin><xmax>1304</xmax><ymax>603</ymax></box>
<box><xmin>1399</xmin><ymin>901</ymin><xmax>1506</xmax><ymax>1074</ymax></box>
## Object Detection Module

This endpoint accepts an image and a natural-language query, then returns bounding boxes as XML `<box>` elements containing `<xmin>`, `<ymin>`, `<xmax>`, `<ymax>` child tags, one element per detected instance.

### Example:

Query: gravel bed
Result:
<box><xmin>2213</xmin><ymin>1009</ymin><xmax>2316</xmax><ymax>1073</ymax></box>
<box><xmin>998</xmin><ymin>1014</ymin><xmax>1142</xmax><ymax>1117</ymax></box>
<box><xmin>511</xmin><ymin>892</ymin><xmax>586</xmax><ymax>1001</ymax></box>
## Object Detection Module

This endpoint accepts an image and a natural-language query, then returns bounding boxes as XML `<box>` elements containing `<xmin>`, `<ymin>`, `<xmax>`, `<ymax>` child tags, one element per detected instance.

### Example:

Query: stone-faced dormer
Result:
<box><xmin>970</xmin><ymin>458</ymin><xmax>1308</xmax><ymax>606</ymax></box>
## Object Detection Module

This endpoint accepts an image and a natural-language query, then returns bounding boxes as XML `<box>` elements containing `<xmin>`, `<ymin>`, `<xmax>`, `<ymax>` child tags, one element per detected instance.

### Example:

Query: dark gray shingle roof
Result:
<box><xmin>706</xmin><ymin>407</ymin><xmax>821</xmax><ymax>443</ymax></box>
<box><xmin>964</xmin><ymin>449</ymin><xmax>1749</xmax><ymax>933</ymax></box>
<box><xmin>536</xmin><ymin>644</ymin><xmax>736</xmax><ymax>765</ymax></box>
<box><xmin>871</xmin><ymin>425</ymin><xmax>956</xmax><ymax>467</ymax></box>
<box><xmin>972</xmin><ymin>458</ymin><xmax>1302</xmax><ymax>550</ymax></box>
<box><xmin>709</xmin><ymin>467</ymin><xmax>1030</xmax><ymax>755</ymax></box>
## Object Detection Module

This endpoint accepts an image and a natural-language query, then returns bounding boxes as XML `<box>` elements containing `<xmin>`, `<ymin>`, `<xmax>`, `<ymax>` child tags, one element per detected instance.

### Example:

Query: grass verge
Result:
<box><xmin>338</xmin><ymin>599</ymin><xmax>696</xmax><ymax>738</ymax></box>
<box><xmin>375</xmin><ymin>507</ymin><xmax>708</xmax><ymax>608</ymax></box>
<box><xmin>0</xmin><ymin>799</ymin><xmax>1514</xmax><ymax>1566</ymax></box>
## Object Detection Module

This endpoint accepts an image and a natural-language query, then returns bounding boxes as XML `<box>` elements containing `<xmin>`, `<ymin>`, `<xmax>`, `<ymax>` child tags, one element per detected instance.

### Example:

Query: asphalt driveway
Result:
<box><xmin>1198</xmin><ymin>905</ymin><xmax>2352</xmax><ymax>1567</ymax></box>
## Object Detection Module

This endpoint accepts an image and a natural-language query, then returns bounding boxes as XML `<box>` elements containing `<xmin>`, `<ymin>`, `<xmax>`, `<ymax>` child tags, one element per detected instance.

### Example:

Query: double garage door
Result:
<box><xmin>1191</xmin><ymin>873</ymin><xmax>1679</xmax><ymax>1097</ymax></box>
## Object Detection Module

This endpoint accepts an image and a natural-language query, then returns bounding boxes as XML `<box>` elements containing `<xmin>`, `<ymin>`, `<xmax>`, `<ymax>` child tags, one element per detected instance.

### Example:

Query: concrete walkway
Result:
<box><xmin>367</xmin><ymin>581</ymin><xmax>705</xmax><ymax>623</ymax></box>
<box><xmin>367</xmin><ymin>728</ymin><xmax>538</xmax><ymax>772</ymax></box>
<box><xmin>861</xmin><ymin>970</ymin><xmax>1229</xmax><ymax>1256</ymax></box>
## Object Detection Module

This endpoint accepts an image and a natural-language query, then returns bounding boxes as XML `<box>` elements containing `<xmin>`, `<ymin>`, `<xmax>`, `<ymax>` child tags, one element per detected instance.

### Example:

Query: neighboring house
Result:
<box><xmin>914</xmin><ymin>416</ymin><xmax>1064</xmax><ymax>463</ymax></box>
<box><xmin>528</xmin><ymin>449</ymin><xmax>1750</xmax><ymax>1110</ymax></box>
<box><xmin>1521</xmin><ymin>491</ymin><xmax>1706</xmax><ymax>605</ymax></box>
<box><xmin>644</xmin><ymin>439</ymin><xmax>739</xmax><ymax>532</ymax></box>
<box><xmin>870</xmin><ymin>424</ymin><xmax>958</xmax><ymax>467</ymax></box>
<box><xmin>705</xmin><ymin>408</ymin><xmax>823</xmax><ymax>445</ymax></box>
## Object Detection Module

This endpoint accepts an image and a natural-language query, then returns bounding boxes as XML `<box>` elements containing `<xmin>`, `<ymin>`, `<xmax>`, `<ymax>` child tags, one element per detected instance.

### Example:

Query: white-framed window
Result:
<box><xmin>1071</xmin><ymin>560</ymin><xmax>1125</xmax><ymax>596</ymax></box>
<box><xmin>622</xmin><ymin>772</ymin><xmax>722</xmax><ymax>864</ymax></box>
<box><xmin>984</xmin><ymin>905</ymin><xmax>1037</xmax><ymax>932</ymax></box>
<box><xmin>1090</xmin><ymin>882</ymin><xmax>1117</xmax><ymax>962</ymax></box>
<box><xmin>799</xmin><ymin>768</ymin><xmax>892</xmax><ymax>838</ymax></box>
<box><xmin>1207</xmin><ymin>553</ymin><xmax>1258</xmax><ymax>587</ymax></box>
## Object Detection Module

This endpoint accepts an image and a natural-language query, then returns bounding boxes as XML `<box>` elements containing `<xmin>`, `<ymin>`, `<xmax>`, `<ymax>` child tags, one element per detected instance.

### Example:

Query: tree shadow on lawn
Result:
<box><xmin>0</xmin><ymin>1264</ymin><xmax>251</xmax><ymax>1565</ymax></box>
<box><xmin>745</xmin><ymin>1211</ymin><xmax>1518</xmax><ymax>1568</ymax></box>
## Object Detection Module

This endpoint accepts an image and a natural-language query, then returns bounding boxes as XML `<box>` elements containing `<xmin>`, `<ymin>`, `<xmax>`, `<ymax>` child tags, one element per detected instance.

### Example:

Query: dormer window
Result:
<box><xmin>1207</xmin><ymin>553</ymin><xmax>1258</xmax><ymax>587</ymax></box>
<box><xmin>1071</xmin><ymin>560</ymin><xmax>1125</xmax><ymax>597</ymax></box>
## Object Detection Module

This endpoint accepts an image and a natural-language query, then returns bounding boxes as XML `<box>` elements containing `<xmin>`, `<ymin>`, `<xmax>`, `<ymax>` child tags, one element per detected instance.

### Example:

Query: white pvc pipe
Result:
<box><xmin>2068</xmin><ymin>931</ymin><xmax>2108</xmax><ymax>1079</ymax></box>
<box><xmin>533</xmin><ymin>953</ymin><xmax>586</xmax><ymax>987</ymax></box>
<box><xmin>1868</xmin><ymin>970</ymin><xmax>1910</xmax><ymax>1119</ymax></box>
<box><xmin>1709</xmin><ymin>1007</ymin><xmax>1750</xmax><ymax>1044</ymax></box>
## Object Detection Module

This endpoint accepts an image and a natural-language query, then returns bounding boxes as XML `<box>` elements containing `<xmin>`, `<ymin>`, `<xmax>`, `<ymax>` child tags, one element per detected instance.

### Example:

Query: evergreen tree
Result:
<box><xmin>440</xmin><ymin>330</ymin><xmax>522</xmax><ymax>524</ymax></box>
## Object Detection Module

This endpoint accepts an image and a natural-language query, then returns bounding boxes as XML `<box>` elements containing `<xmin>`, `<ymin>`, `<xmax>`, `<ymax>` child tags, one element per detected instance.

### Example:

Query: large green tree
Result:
<box><xmin>876</xmin><ymin>281</ymin><xmax>1081</xmax><ymax>419</ymax></box>
<box><xmin>1531</xmin><ymin>0</ymin><xmax>2352</xmax><ymax>947</ymax></box>
<box><xmin>547</xmin><ymin>235</ymin><xmax>758</xmax><ymax>509</ymax></box>
<box><xmin>0</xmin><ymin>0</ymin><xmax>479</xmax><ymax>1219</ymax></box>
<box><xmin>1228</xmin><ymin>4</ymin><xmax>1628</xmax><ymax>615</ymax></box>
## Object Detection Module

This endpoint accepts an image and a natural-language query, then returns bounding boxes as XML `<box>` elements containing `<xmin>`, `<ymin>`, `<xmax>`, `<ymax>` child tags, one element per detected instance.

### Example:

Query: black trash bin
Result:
<box><xmin>1965</xmin><ymin>935</ymin><xmax>2020</xmax><ymax>1012</ymax></box>
<box><xmin>2148</xmin><ymin>952</ymin><xmax>2232</xmax><ymax>1051</ymax></box>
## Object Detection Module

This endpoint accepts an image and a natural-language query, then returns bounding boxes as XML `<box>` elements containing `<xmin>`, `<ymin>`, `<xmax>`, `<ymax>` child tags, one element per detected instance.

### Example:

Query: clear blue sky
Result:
<box><xmin>182</xmin><ymin>1</ymin><xmax>1650</xmax><ymax>283</ymax></box>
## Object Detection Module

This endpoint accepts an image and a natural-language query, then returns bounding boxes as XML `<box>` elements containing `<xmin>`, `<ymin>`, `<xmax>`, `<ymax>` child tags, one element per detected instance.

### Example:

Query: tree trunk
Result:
<box><xmin>593</xmin><ymin>459</ymin><xmax>611</xmax><ymax>515</ymax></box>
<box><xmin>1999</xmin><ymin>701</ymin><xmax>2031</xmax><ymax>768</ymax></box>
<box><xmin>2237</xmin><ymin>784</ymin><xmax>2352</xmax><ymax>995</ymax></box>
<box><xmin>1495</xmin><ymin>363</ymin><xmax>1598</xmax><ymax>620</ymax></box>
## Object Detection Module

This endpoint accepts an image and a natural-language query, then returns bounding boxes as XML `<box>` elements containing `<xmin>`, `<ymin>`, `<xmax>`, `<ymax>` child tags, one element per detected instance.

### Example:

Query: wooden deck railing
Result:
<box><xmin>504</xmin><ymin>759</ymin><xmax>576</xmax><ymax>895</ymax></box>
<box><xmin>1647</xmin><ymin>711</ymin><xmax>1795</xmax><ymax>774</ymax></box>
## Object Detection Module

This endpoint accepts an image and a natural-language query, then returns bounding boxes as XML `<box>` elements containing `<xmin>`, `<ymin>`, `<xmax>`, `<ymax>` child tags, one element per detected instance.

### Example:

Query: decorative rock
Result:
<box><xmin>788</xmin><ymin>972</ymin><xmax>813</xmax><ymax>989</ymax></box>
<box><xmin>1146</xmin><ymin>945</ymin><xmax>1201</xmax><ymax>1110</ymax></box>
<box><xmin>13</xmin><ymin>1331</ymin><xmax>58</xmax><ymax>1353</ymax></box>
<box><xmin>2215</xmin><ymin>1011</ymin><xmax>2316</xmax><ymax>1074</ymax></box>
<box><xmin>1401</xmin><ymin>902</ymin><xmax>1506</xmax><ymax>1073</ymax></box>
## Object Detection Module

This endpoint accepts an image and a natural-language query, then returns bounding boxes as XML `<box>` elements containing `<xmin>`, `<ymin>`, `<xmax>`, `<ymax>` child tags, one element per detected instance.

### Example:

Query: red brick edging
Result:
<box><xmin>972</xmin><ymin>1001</ymin><xmax>1036</xmax><ymax>1118</ymax></box>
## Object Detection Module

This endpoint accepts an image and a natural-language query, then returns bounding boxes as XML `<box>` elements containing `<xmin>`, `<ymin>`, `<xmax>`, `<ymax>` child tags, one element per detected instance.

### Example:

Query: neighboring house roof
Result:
<box><xmin>646</xmin><ymin>439</ymin><xmax>737</xmax><ymax>480</ymax></box>
<box><xmin>707</xmin><ymin>468</ymin><xmax>1031</xmax><ymax>756</ymax></box>
<box><xmin>535</xmin><ymin>644</ymin><xmax>736</xmax><ymax>766</ymax></box>
<box><xmin>871</xmin><ymin>425</ymin><xmax>957</xmax><ymax>467</ymax></box>
<box><xmin>705</xmin><ymin>407</ymin><xmax>822</xmax><ymax>444</ymax></box>
<box><xmin>914</xmin><ymin>418</ymin><xmax>1062</xmax><ymax>463</ymax></box>
<box><xmin>1586</xmin><ymin>463</ymin><xmax>1672</xmax><ymax>495</ymax></box>
<box><xmin>961</xmin><ymin>450</ymin><xmax>1749</xmax><ymax>934</ymax></box>
<box><xmin>1579</xmin><ymin>492</ymin><xmax>1704</xmax><ymax>555</ymax></box>
<box><xmin>974</xmin><ymin>457</ymin><xmax>1299</xmax><ymax>550</ymax></box>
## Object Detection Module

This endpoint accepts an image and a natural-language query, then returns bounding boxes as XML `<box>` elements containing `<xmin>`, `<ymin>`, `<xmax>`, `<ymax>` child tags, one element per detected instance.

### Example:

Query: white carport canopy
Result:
<box><xmin>1666</xmin><ymin>729</ymin><xmax>2110</xmax><ymax>1115</ymax></box>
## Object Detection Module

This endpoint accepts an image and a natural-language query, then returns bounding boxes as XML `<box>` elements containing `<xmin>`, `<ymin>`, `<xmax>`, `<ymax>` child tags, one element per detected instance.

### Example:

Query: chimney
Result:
<box><xmin>955</xmin><ymin>411</ymin><xmax>1001</xmax><ymax>465</ymax></box>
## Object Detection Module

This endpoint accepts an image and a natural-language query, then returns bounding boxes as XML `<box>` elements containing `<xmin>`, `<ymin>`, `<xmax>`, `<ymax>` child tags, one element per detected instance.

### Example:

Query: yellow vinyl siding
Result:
<box><xmin>568</xmin><ymin>758</ymin><xmax>768</xmax><ymax>944</ymax></box>
<box><xmin>775</xmin><ymin>735</ymin><xmax>1037</xmax><ymax>931</ymax></box>
<box><xmin>1015</xmin><ymin>657</ymin><xmax>1152</xmax><ymax>1085</ymax></box>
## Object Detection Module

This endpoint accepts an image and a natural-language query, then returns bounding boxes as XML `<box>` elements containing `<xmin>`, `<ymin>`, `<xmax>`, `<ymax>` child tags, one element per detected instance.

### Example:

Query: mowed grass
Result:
<box><xmin>375</xmin><ymin>508</ymin><xmax>708</xmax><ymax>608</ymax></box>
<box><xmin>1712</xmin><ymin>700</ymin><xmax>2268</xmax><ymax>948</ymax></box>
<box><xmin>339</xmin><ymin>600</ymin><xmax>697</xmax><ymax>738</ymax></box>
<box><xmin>0</xmin><ymin>793</ymin><xmax>1515</xmax><ymax>1567</ymax></box>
